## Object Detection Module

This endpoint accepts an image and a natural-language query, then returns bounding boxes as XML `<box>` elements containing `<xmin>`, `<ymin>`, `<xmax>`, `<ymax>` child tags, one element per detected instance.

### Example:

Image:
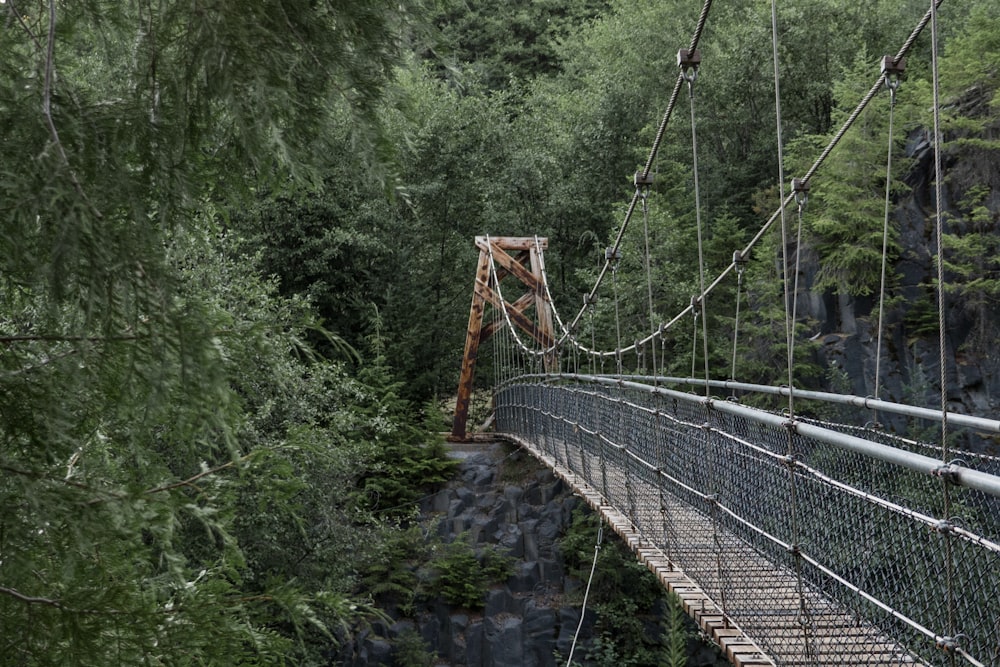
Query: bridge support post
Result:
<box><xmin>450</xmin><ymin>236</ymin><xmax>552</xmax><ymax>441</ymax></box>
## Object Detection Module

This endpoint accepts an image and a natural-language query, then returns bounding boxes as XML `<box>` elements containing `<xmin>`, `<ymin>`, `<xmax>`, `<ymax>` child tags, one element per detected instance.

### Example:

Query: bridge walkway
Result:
<box><xmin>502</xmin><ymin>432</ymin><xmax>922</xmax><ymax>667</ymax></box>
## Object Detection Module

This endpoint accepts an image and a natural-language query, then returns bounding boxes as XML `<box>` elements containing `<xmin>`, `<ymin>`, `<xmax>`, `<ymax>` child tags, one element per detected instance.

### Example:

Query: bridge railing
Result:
<box><xmin>495</xmin><ymin>374</ymin><xmax>1000</xmax><ymax>666</ymax></box>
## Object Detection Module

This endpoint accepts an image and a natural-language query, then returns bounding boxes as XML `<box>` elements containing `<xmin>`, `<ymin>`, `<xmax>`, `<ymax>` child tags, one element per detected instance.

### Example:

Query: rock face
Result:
<box><xmin>422</xmin><ymin>443</ymin><xmax>581</xmax><ymax>667</ymax></box>
<box><xmin>343</xmin><ymin>442</ymin><xmax>726</xmax><ymax>666</ymax></box>
<box><xmin>789</xmin><ymin>121</ymin><xmax>1000</xmax><ymax>454</ymax></box>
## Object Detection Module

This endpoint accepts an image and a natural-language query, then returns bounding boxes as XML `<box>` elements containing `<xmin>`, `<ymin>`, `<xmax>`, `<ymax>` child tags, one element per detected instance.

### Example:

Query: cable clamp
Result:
<box><xmin>705</xmin><ymin>493</ymin><xmax>718</xmax><ymax>503</ymax></box>
<box><xmin>783</xmin><ymin>454</ymin><xmax>797</xmax><ymax>468</ymax></box>
<box><xmin>931</xmin><ymin>464</ymin><xmax>960</xmax><ymax>485</ymax></box>
<box><xmin>880</xmin><ymin>55</ymin><xmax>906</xmax><ymax>91</ymax></box>
<box><xmin>936</xmin><ymin>634</ymin><xmax>966</xmax><ymax>653</ymax></box>
<box><xmin>782</xmin><ymin>419</ymin><xmax>798</xmax><ymax>434</ymax></box>
<box><xmin>792</xmin><ymin>178</ymin><xmax>810</xmax><ymax>209</ymax></box>
<box><xmin>733</xmin><ymin>249</ymin><xmax>747</xmax><ymax>274</ymax></box>
<box><xmin>605</xmin><ymin>247</ymin><xmax>622</xmax><ymax>263</ymax></box>
<box><xmin>933</xmin><ymin>519</ymin><xmax>954</xmax><ymax>535</ymax></box>
<box><xmin>677</xmin><ymin>49</ymin><xmax>701</xmax><ymax>82</ymax></box>
<box><xmin>634</xmin><ymin>171</ymin><xmax>655</xmax><ymax>188</ymax></box>
<box><xmin>583</xmin><ymin>293</ymin><xmax>598</xmax><ymax>306</ymax></box>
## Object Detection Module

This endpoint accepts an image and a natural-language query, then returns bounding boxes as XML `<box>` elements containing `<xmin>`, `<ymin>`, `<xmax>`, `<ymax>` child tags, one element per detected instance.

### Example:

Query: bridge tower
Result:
<box><xmin>450</xmin><ymin>236</ymin><xmax>553</xmax><ymax>441</ymax></box>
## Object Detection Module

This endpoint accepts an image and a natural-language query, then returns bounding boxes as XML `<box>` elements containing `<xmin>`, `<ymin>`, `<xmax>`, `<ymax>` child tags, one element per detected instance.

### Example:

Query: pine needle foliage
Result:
<box><xmin>0</xmin><ymin>1</ymin><xmax>426</xmax><ymax>664</ymax></box>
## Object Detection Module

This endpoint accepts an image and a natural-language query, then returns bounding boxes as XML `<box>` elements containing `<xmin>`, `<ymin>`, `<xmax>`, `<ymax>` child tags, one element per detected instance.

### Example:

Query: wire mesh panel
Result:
<box><xmin>494</xmin><ymin>375</ymin><xmax>1000</xmax><ymax>666</ymax></box>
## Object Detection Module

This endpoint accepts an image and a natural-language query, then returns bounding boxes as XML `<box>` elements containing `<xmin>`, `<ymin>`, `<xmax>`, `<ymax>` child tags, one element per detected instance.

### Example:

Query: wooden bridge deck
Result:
<box><xmin>499</xmin><ymin>433</ymin><xmax>923</xmax><ymax>667</ymax></box>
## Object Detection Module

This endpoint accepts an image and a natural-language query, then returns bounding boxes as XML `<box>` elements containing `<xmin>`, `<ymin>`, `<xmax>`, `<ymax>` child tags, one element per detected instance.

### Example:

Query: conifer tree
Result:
<box><xmin>0</xmin><ymin>1</ymin><xmax>423</xmax><ymax>663</ymax></box>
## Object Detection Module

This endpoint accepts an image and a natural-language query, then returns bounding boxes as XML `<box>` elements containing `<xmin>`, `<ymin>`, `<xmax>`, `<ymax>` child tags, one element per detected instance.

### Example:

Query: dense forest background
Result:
<box><xmin>2</xmin><ymin>0</ymin><xmax>999</xmax><ymax>664</ymax></box>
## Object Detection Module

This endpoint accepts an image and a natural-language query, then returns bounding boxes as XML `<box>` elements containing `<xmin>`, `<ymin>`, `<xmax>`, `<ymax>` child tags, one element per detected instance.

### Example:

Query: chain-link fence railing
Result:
<box><xmin>495</xmin><ymin>375</ymin><xmax>1000</xmax><ymax>667</ymax></box>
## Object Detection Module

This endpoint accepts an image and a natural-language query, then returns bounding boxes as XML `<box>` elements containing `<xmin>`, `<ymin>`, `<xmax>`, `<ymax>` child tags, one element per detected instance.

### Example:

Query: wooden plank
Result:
<box><xmin>474</xmin><ymin>279</ymin><xmax>554</xmax><ymax>348</ymax></box>
<box><xmin>497</xmin><ymin>433</ymin><xmax>931</xmax><ymax>667</ymax></box>
<box><xmin>474</xmin><ymin>235</ymin><xmax>548</xmax><ymax>251</ymax></box>
<box><xmin>479</xmin><ymin>290</ymin><xmax>536</xmax><ymax>341</ymax></box>
<box><xmin>498</xmin><ymin>434</ymin><xmax>777</xmax><ymax>667</ymax></box>
<box><xmin>477</xmin><ymin>237</ymin><xmax>542</xmax><ymax>288</ymax></box>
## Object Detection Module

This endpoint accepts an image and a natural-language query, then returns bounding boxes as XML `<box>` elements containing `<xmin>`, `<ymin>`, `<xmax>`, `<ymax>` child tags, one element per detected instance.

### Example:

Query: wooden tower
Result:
<box><xmin>450</xmin><ymin>236</ymin><xmax>553</xmax><ymax>441</ymax></box>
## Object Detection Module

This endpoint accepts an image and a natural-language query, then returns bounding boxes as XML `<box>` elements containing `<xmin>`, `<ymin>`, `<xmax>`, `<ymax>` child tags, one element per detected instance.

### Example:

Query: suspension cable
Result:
<box><xmin>788</xmin><ymin>180</ymin><xmax>809</xmax><ymax>418</ymax></box>
<box><xmin>526</xmin><ymin>1</ymin><xmax>945</xmax><ymax>371</ymax></box>
<box><xmin>929</xmin><ymin>1</ymin><xmax>957</xmax><ymax>659</ymax></box>
<box><xmin>690</xmin><ymin>300</ymin><xmax>699</xmax><ymax>379</ymax></box>
<box><xmin>640</xmin><ymin>184</ymin><xmax>658</xmax><ymax>375</ymax></box>
<box><xmin>565</xmin><ymin>521</ymin><xmax>603</xmax><ymax>667</ymax></box>
<box><xmin>681</xmin><ymin>50</ymin><xmax>711</xmax><ymax>394</ymax></box>
<box><xmin>771</xmin><ymin>0</ymin><xmax>796</xmax><ymax>420</ymax></box>
<box><xmin>875</xmin><ymin>57</ymin><xmax>904</xmax><ymax>410</ymax></box>
<box><xmin>930</xmin><ymin>0</ymin><xmax>949</xmax><ymax>479</ymax></box>
<box><xmin>610</xmin><ymin>248</ymin><xmax>623</xmax><ymax>375</ymax></box>
<box><xmin>731</xmin><ymin>251</ymin><xmax>746</xmax><ymax>383</ymax></box>
<box><xmin>569</xmin><ymin>0</ymin><xmax>716</xmax><ymax>337</ymax></box>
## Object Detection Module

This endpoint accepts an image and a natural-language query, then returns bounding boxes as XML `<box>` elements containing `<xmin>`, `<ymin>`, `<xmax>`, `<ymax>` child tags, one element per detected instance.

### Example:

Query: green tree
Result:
<box><xmin>936</xmin><ymin>6</ymin><xmax>1000</xmax><ymax>360</ymax></box>
<box><xmin>0</xmin><ymin>1</ymin><xmax>428</xmax><ymax>664</ymax></box>
<box><xmin>429</xmin><ymin>0</ymin><xmax>612</xmax><ymax>91</ymax></box>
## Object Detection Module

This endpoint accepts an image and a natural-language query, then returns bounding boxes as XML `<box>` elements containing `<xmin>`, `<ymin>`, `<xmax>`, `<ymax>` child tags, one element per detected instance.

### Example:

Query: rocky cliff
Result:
<box><xmin>340</xmin><ymin>442</ymin><xmax>727</xmax><ymax>666</ymax></box>
<box><xmin>794</xmin><ymin>116</ymin><xmax>1000</xmax><ymax>453</ymax></box>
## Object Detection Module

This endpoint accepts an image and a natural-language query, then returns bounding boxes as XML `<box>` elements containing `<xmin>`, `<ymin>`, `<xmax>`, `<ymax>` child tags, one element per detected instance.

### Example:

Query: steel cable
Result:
<box><xmin>560</xmin><ymin>2</ymin><xmax>949</xmax><ymax>363</ymax></box>
<box><xmin>569</xmin><ymin>0</ymin><xmax>716</xmax><ymax>337</ymax></box>
<box><xmin>684</xmin><ymin>65</ymin><xmax>712</xmax><ymax>397</ymax></box>
<box><xmin>929</xmin><ymin>2</ymin><xmax>957</xmax><ymax>661</ymax></box>
<box><xmin>875</xmin><ymin>74</ymin><xmax>900</xmax><ymax>409</ymax></box>
<box><xmin>494</xmin><ymin>373</ymin><xmax>1000</xmax><ymax>664</ymax></box>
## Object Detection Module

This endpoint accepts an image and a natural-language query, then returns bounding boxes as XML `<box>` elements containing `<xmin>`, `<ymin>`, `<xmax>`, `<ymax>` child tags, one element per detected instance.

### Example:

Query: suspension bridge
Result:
<box><xmin>449</xmin><ymin>1</ymin><xmax>1000</xmax><ymax>665</ymax></box>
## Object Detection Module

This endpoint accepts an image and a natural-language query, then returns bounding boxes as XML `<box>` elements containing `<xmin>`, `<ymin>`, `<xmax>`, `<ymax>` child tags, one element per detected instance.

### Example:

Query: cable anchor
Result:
<box><xmin>933</xmin><ymin>519</ymin><xmax>954</xmax><ymax>535</ymax></box>
<box><xmin>677</xmin><ymin>49</ymin><xmax>701</xmax><ymax>84</ymax></box>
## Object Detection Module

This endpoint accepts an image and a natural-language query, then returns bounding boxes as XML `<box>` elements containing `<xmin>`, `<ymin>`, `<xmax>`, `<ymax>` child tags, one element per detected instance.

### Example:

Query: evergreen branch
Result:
<box><xmin>143</xmin><ymin>455</ymin><xmax>252</xmax><ymax>496</ymax></box>
<box><xmin>0</xmin><ymin>334</ymin><xmax>144</xmax><ymax>345</ymax></box>
<box><xmin>0</xmin><ymin>585</ymin><xmax>122</xmax><ymax>615</ymax></box>
<box><xmin>0</xmin><ymin>464</ymin><xmax>126</xmax><ymax>500</ymax></box>
<box><xmin>7</xmin><ymin>1</ymin><xmax>43</xmax><ymax>51</ymax></box>
<box><xmin>40</xmin><ymin>0</ymin><xmax>102</xmax><ymax>220</ymax></box>
<box><xmin>0</xmin><ymin>349</ymin><xmax>78</xmax><ymax>377</ymax></box>
<box><xmin>0</xmin><ymin>585</ymin><xmax>64</xmax><ymax>608</ymax></box>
